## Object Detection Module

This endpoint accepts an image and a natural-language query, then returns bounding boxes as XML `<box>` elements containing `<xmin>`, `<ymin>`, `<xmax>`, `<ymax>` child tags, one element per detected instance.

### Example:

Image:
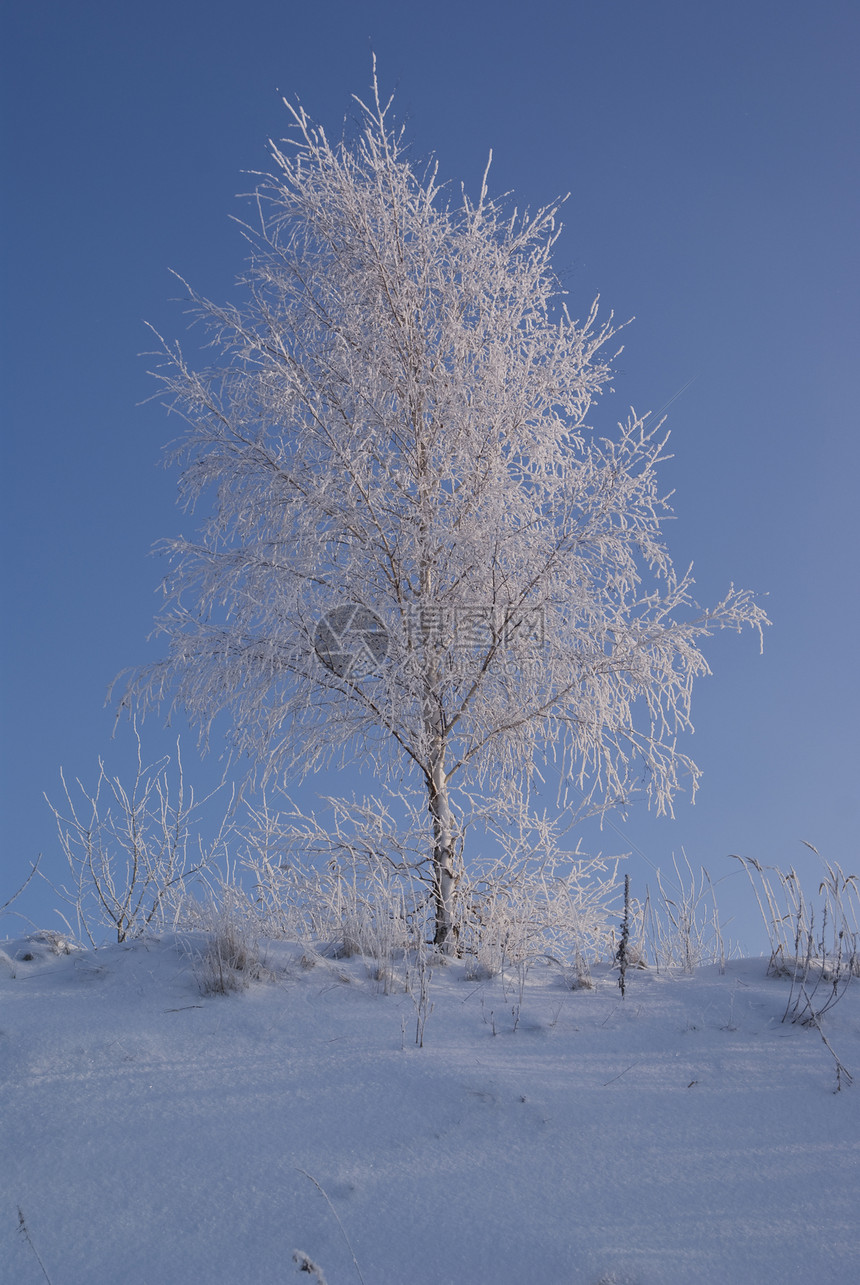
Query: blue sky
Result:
<box><xmin>2</xmin><ymin>0</ymin><xmax>858</xmax><ymax>948</ymax></box>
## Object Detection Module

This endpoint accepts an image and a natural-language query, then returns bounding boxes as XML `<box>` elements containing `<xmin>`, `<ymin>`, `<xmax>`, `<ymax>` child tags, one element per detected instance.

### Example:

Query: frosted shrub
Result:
<box><xmin>45</xmin><ymin>728</ymin><xmax>227</xmax><ymax>945</ymax></box>
<box><xmin>734</xmin><ymin>849</ymin><xmax>859</xmax><ymax>1023</ymax></box>
<box><xmin>239</xmin><ymin>789</ymin><xmax>617</xmax><ymax>989</ymax></box>
<box><xmin>241</xmin><ymin>793</ymin><xmax>428</xmax><ymax>989</ymax></box>
<box><xmin>191</xmin><ymin>886</ymin><xmax>271</xmax><ymax>995</ymax></box>
<box><xmin>643</xmin><ymin>852</ymin><xmax>727</xmax><ymax>973</ymax></box>
<box><xmin>734</xmin><ymin>850</ymin><xmax>859</xmax><ymax>974</ymax></box>
<box><xmin>454</xmin><ymin>801</ymin><xmax>617</xmax><ymax>980</ymax></box>
<box><xmin>456</xmin><ymin>852</ymin><xmax>615</xmax><ymax>980</ymax></box>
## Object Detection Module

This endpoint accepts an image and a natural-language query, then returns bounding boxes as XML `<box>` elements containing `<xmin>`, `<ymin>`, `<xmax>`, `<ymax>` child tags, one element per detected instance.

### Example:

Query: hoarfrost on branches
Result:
<box><xmin>121</xmin><ymin>67</ymin><xmax>768</xmax><ymax>946</ymax></box>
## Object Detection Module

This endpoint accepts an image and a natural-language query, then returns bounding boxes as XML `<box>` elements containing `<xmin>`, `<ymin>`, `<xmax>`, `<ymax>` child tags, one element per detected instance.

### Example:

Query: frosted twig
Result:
<box><xmin>296</xmin><ymin>1169</ymin><xmax>366</xmax><ymax>1285</ymax></box>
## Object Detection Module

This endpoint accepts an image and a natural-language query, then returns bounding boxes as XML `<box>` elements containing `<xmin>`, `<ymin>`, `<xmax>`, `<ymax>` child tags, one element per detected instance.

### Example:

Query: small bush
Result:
<box><xmin>45</xmin><ymin>727</ymin><xmax>227</xmax><ymax>945</ymax></box>
<box><xmin>643</xmin><ymin>852</ymin><xmax>728</xmax><ymax>973</ymax></box>
<box><xmin>733</xmin><ymin>849</ymin><xmax>859</xmax><ymax>1022</ymax></box>
<box><xmin>192</xmin><ymin>903</ymin><xmax>269</xmax><ymax>996</ymax></box>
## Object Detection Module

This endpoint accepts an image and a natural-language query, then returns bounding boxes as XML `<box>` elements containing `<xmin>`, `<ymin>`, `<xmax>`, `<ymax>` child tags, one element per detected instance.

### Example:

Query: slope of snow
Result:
<box><xmin>1</xmin><ymin>932</ymin><xmax>858</xmax><ymax>1284</ymax></box>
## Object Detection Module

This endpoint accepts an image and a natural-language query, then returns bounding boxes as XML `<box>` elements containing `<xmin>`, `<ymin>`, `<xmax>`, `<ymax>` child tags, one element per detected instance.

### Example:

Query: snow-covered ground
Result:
<box><xmin>1</xmin><ymin>932</ymin><xmax>858</xmax><ymax>1284</ymax></box>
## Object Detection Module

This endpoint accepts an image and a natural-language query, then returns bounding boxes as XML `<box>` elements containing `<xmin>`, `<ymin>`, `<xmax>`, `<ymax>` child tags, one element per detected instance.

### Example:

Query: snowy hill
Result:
<box><xmin>2</xmin><ymin>932</ymin><xmax>858</xmax><ymax>1284</ymax></box>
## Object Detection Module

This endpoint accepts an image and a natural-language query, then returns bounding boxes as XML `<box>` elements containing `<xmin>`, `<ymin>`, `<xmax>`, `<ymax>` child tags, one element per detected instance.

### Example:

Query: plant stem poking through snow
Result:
<box><xmin>617</xmin><ymin>873</ymin><xmax>631</xmax><ymax>998</ymax></box>
<box><xmin>17</xmin><ymin>1207</ymin><xmax>53</xmax><ymax>1285</ymax></box>
<box><xmin>408</xmin><ymin>953</ymin><xmax>434</xmax><ymax>1047</ymax></box>
<box><xmin>296</xmin><ymin>1169</ymin><xmax>366</xmax><ymax>1285</ymax></box>
<box><xmin>292</xmin><ymin>1250</ymin><xmax>328</xmax><ymax>1284</ymax></box>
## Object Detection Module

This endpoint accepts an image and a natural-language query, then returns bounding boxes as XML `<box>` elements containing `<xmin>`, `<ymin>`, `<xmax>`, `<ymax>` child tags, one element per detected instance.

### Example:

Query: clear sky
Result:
<box><xmin>2</xmin><ymin>0</ymin><xmax>858</xmax><ymax>949</ymax></box>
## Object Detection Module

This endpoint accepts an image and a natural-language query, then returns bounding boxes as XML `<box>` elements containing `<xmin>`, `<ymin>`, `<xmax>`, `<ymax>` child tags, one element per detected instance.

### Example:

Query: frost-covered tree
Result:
<box><xmin>124</xmin><ymin>70</ymin><xmax>767</xmax><ymax>948</ymax></box>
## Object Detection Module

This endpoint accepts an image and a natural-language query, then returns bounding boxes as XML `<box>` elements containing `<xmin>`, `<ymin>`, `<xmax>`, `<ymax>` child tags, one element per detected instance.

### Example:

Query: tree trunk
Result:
<box><xmin>428</xmin><ymin>754</ymin><xmax>457</xmax><ymax>952</ymax></box>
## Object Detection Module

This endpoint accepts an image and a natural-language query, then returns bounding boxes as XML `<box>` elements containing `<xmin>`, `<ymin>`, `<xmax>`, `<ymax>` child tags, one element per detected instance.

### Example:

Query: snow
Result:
<box><xmin>2</xmin><ymin>933</ymin><xmax>858</xmax><ymax>1284</ymax></box>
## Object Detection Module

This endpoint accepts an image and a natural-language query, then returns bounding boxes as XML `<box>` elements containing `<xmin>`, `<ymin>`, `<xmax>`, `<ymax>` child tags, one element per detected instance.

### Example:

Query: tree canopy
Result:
<box><xmin>124</xmin><ymin>70</ymin><xmax>768</xmax><ymax>945</ymax></box>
